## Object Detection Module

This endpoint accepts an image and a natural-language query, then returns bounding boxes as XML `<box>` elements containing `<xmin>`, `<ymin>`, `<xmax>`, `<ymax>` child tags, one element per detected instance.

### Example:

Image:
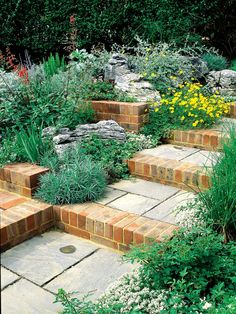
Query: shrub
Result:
<box><xmin>0</xmin><ymin>60</ymin><xmax>96</xmax><ymax>134</ymax></box>
<box><xmin>76</xmin><ymin>134</ymin><xmax>157</xmax><ymax>183</ymax></box>
<box><xmin>43</xmin><ymin>53</ymin><xmax>66</xmax><ymax>78</ymax></box>
<box><xmin>36</xmin><ymin>153</ymin><xmax>106</xmax><ymax>205</ymax></box>
<box><xmin>202</xmin><ymin>53</ymin><xmax>228</xmax><ymax>71</ymax></box>
<box><xmin>131</xmin><ymin>41</ymin><xmax>194</xmax><ymax>94</ymax></box>
<box><xmin>84</xmin><ymin>81</ymin><xmax>137</xmax><ymax>102</ymax></box>
<box><xmin>125</xmin><ymin>227</ymin><xmax>236</xmax><ymax>312</ymax></box>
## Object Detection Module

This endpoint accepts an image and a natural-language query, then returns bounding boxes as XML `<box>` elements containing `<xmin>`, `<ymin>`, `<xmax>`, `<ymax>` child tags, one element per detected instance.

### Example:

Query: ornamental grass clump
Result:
<box><xmin>36</xmin><ymin>152</ymin><xmax>106</xmax><ymax>205</ymax></box>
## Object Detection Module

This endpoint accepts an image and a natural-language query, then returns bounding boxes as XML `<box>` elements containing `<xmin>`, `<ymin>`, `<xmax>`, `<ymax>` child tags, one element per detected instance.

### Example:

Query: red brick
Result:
<box><xmin>133</xmin><ymin>220</ymin><xmax>160</xmax><ymax>244</ymax></box>
<box><xmin>0</xmin><ymin>197</ymin><xmax>26</xmax><ymax>210</ymax></box>
<box><xmin>144</xmin><ymin>221</ymin><xmax>172</xmax><ymax>243</ymax></box>
<box><xmin>90</xmin><ymin>234</ymin><xmax>118</xmax><ymax>250</ymax></box>
<box><xmin>0</xmin><ymin>227</ymin><xmax>8</xmax><ymax>245</ymax></box>
<box><xmin>26</xmin><ymin>215</ymin><xmax>36</xmax><ymax>231</ymax></box>
<box><xmin>61</xmin><ymin>208</ymin><xmax>69</xmax><ymax>224</ymax></box>
<box><xmin>113</xmin><ymin>214</ymin><xmax>138</xmax><ymax>243</ymax></box>
<box><xmin>64</xmin><ymin>225</ymin><xmax>91</xmax><ymax>240</ymax></box>
<box><xmin>157</xmin><ymin>225</ymin><xmax>179</xmax><ymax>241</ymax></box>
<box><xmin>123</xmin><ymin>217</ymin><xmax>149</xmax><ymax>245</ymax></box>
<box><xmin>104</xmin><ymin>211</ymin><xmax>129</xmax><ymax>239</ymax></box>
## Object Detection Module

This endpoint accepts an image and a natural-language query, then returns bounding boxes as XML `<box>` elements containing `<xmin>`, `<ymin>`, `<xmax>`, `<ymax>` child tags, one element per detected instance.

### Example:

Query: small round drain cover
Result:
<box><xmin>60</xmin><ymin>245</ymin><xmax>76</xmax><ymax>254</ymax></box>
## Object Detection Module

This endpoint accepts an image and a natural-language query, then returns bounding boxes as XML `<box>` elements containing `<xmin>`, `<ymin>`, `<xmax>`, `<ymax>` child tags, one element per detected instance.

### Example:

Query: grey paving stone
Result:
<box><xmin>1</xmin><ymin>266</ymin><xmax>19</xmax><ymax>290</ymax></box>
<box><xmin>110</xmin><ymin>178</ymin><xmax>179</xmax><ymax>201</ymax></box>
<box><xmin>108</xmin><ymin>193</ymin><xmax>159</xmax><ymax>215</ymax></box>
<box><xmin>1</xmin><ymin>278</ymin><xmax>61</xmax><ymax>314</ymax></box>
<box><xmin>182</xmin><ymin>150</ymin><xmax>221</xmax><ymax>166</ymax></box>
<box><xmin>96</xmin><ymin>187</ymin><xmax>127</xmax><ymax>205</ymax></box>
<box><xmin>45</xmin><ymin>248</ymin><xmax>135</xmax><ymax>300</ymax></box>
<box><xmin>140</xmin><ymin>144</ymin><xmax>199</xmax><ymax>160</ymax></box>
<box><xmin>1</xmin><ymin>231</ymin><xmax>98</xmax><ymax>286</ymax></box>
<box><xmin>144</xmin><ymin>191</ymin><xmax>196</xmax><ymax>224</ymax></box>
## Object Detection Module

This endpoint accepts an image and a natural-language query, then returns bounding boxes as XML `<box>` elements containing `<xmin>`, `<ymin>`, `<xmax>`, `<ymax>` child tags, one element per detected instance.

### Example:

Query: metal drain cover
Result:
<box><xmin>60</xmin><ymin>245</ymin><xmax>76</xmax><ymax>254</ymax></box>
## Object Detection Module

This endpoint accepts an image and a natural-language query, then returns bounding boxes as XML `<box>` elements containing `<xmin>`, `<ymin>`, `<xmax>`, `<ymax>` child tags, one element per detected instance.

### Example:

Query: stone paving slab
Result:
<box><xmin>1</xmin><ymin>278</ymin><xmax>61</xmax><ymax>314</ymax></box>
<box><xmin>140</xmin><ymin>144</ymin><xmax>199</xmax><ymax>160</ymax></box>
<box><xmin>182</xmin><ymin>150</ymin><xmax>221</xmax><ymax>166</ymax></box>
<box><xmin>1</xmin><ymin>231</ymin><xmax>98</xmax><ymax>286</ymax></box>
<box><xmin>144</xmin><ymin>191</ymin><xmax>195</xmax><ymax>224</ymax></box>
<box><xmin>110</xmin><ymin>178</ymin><xmax>179</xmax><ymax>201</ymax></box>
<box><xmin>108</xmin><ymin>193</ymin><xmax>159</xmax><ymax>215</ymax></box>
<box><xmin>45</xmin><ymin>248</ymin><xmax>136</xmax><ymax>300</ymax></box>
<box><xmin>1</xmin><ymin>266</ymin><xmax>19</xmax><ymax>290</ymax></box>
<box><xmin>96</xmin><ymin>187</ymin><xmax>127</xmax><ymax>205</ymax></box>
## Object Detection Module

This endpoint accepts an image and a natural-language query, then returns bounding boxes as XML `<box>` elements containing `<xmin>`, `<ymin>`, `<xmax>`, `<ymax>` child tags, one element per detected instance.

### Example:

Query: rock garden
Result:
<box><xmin>0</xmin><ymin>1</ymin><xmax>236</xmax><ymax>313</ymax></box>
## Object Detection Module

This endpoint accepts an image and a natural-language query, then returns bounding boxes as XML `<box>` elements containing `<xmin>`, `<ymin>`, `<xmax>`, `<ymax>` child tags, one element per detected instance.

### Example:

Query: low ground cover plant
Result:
<box><xmin>202</xmin><ymin>53</ymin><xmax>228</xmax><ymax>71</ymax></box>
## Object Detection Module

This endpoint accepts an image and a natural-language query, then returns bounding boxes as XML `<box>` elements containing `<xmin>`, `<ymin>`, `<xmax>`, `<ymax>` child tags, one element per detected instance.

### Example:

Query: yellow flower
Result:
<box><xmin>154</xmin><ymin>108</ymin><xmax>159</xmax><ymax>112</ymax></box>
<box><xmin>178</xmin><ymin>70</ymin><xmax>183</xmax><ymax>75</ymax></box>
<box><xmin>180</xmin><ymin>116</ymin><xmax>185</xmax><ymax>121</ymax></box>
<box><xmin>192</xmin><ymin>120</ymin><xmax>199</xmax><ymax>127</ymax></box>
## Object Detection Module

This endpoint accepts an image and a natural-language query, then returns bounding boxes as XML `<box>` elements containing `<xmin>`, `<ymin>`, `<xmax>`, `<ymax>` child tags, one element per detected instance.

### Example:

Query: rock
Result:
<box><xmin>44</xmin><ymin>120</ymin><xmax>126</xmax><ymax>155</ymax></box>
<box><xmin>42</xmin><ymin>127</ymin><xmax>56</xmax><ymax>137</ymax></box>
<box><xmin>187</xmin><ymin>57</ymin><xmax>209</xmax><ymax>79</ymax></box>
<box><xmin>206</xmin><ymin>70</ymin><xmax>236</xmax><ymax>96</ymax></box>
<box><xmin>104</xmin><ymin>54</ymin><xmax>160</xmax><ymax>102</ymax></box>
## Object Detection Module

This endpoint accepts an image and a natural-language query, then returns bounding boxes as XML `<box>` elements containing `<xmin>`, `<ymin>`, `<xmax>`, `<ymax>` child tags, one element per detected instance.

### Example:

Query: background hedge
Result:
<box><xmin>0</xmin><ymin>0</ymin><xmax>235</xmax><ymax>58</ymax></box>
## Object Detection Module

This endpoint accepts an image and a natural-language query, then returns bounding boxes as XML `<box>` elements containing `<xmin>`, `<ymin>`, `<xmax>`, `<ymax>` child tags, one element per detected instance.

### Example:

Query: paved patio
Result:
<box><xmin>1</xmin><ymin>230</ymin><xmax>136</xmax><ymax>313</ymax></box>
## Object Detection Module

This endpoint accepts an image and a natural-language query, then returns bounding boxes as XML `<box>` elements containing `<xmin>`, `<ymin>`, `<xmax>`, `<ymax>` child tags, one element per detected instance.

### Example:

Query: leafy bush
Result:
<box><xmin>84</xmin><ymin>81</ymin><xmax>137</xmax><ymax>102</ymax></box>
<box><xmin>202</xmin><ymin>53</ymin><xmax>228</xmax><ymax>71</ymax></box>
<box><xmin>125</xmin><ymin>227</ymin><xmax>236</xmax><ymax>313</ymax></box>
<box><xmin>76</xmin><ymin>134</ymin><xmax>157</xmax><ymax>183</ymax></box>
<box><xmin>36</xmin><ymin>151</ymin><xmax>106</xmax><ymax>205</ymax></box>
<box><xmin>131</xmin><ymin>41</ymin><xmax>194</xmax><ymax>94</ymax></box>
<box><xmin>0</xmin><ymin>61</ymin><xmax>96</xmax><ymax>134</ymax></box>
<box><xmin>55</xmin><ymin>289</ymin><xmax>123</xmax><ymax>314</ymax></box>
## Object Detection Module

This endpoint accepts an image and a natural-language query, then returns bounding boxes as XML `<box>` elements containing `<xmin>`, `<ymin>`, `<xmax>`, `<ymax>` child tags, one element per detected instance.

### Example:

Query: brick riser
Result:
<box><xmin>127</xmin><ymin>154</ymin><xmax>210</xmax><ymax>192</ymax></box>
<box><xmin>54</xmin><ymin>204</ymin><xmax>178</xmax><ymax>252</ymax></box>
<box><xmin>228</xmin><ymin>102</ymin><xmax>236</xmax><ymax>118</ymax></box>
<box><xmin>1</xmin><ymin>163</ymin><xmax>179</xmax><ymax>252</ymax></box>
<box><xmin>166</xmin><ymin>129</ymin><xmax>222</xmax><ymax>151</ymax></box>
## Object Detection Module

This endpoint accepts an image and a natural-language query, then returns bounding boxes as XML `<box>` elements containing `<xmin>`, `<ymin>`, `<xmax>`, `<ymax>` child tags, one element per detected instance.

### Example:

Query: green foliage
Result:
<box><xmin>84</xmin><ymin>81</ymin><xmax>137</xmax><ymax>102</ymax></box>
<box><xmin>76</xmin><ymin>134</ymin><xmax>157</xmax><ymax>183</ymax></box>
<box><xmin>231</xmin><ymin>59</ymin><xmax>236</xmax><ymax>71</ymax></box>
<box><xmin>43</xmin><ymin>53</ymin><xmax>65</xmax><ymax>78</ymax></box>
<box><xmin>125</xmin><ymin>227</ymin><xmax>236</xmax><ymax>312</ymax></box>
<box><xmin>131</xmin><ymin>41</ymin><xmax>194</xmax><ymax>94</ymax></box>
<box><xmin>54</xmin><ymin>288</ymin><xmax>123</xmax><ymax>314</ymax></box>
<box><xmin>1</xmin><ymin>0</ymin><xmax>235</xmax><ymax>57</ymax></box>
<box><xmin>0</xmin><ymin>64</ymin><xmax>96</xmax><ymax>134</ymax></box>
<box><xmin>0</xmin><ymin>135</ymin><xmax>19</xmax><ymax>167</ymax></box>
<box><xmin>15</xmin><ymin>125</ymin><xmax>53</xmax><ymax>163</ymax></box>
<box><xmin>194</xmin><ymin>127</ymin><xmax>236</xmax><ymax>242</ymax></box>
<box><xmin>36</xmin><ymin>150</ymin><xmax>106</xmax><ymax>205</ymax></box>
<box><xmin>202</xmin><ymin>53</ymin><xmax>228</xmax><ymax>71</ymax></box>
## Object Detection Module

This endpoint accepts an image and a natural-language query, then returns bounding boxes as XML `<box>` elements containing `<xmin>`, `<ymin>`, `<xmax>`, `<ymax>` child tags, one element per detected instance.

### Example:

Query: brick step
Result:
<box><xmin>127</xmin><ymin>144</ymin><xmax>218</xmax><ymax>191</ymax></box>
<box><xmin>54</xmin><ymin>202</ymin><xmax>178</xmax><ymax>252</ymax></box>
<box><xmin>0</xmin><ymin>163</ymin><xmax>49</xmax><ymax>197</ymax></box>
<box><xmin>91</xmin><ymin>100</ymin><xmax>149</xmax><ymax>132</ymax></box>
<box><xmin>0</xmin><ymin>190</ymin><xmax>54</xmax><ymax>251</ymax></box>
<box><xmin>167</xmin><ymin>117</ymin><xmax>236</xmax><ymax>151</ymax></box>
<box><xmin>227</xmin><ymin>102</ymin><xmax>236</xmax><ymax>118</ymax></box>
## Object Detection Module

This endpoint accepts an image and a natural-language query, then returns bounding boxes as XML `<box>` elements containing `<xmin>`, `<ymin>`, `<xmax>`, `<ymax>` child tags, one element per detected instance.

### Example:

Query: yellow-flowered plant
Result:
<box><xmin>150</xmin><ymin>82</ymin><xmax>230</xmax><ymax>128</ymax></box>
